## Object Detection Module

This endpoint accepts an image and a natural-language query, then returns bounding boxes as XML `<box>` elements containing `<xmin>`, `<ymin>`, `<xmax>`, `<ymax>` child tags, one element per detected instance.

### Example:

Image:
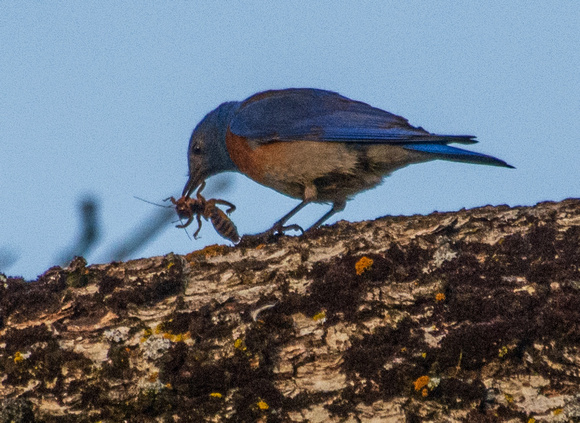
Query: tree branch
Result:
<box><xmin>1</xmin><ymin>199</ymin><xmax>580</xmax><ymax>422</ymax></box>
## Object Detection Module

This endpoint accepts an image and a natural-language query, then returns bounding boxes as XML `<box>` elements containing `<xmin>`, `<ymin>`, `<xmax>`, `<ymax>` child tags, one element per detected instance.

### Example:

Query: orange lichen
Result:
<box><xmin>498</xmin><ymin>345</ymin><xmax>509</xmax><ymax>357</ymax></box>
<box><xmin>172</xmin><ymin>333</ymin><xmax>189</xmax><ymax>342</ymax></box>
<box><xmin>435</xmin><ymin>292</ymin><xmax>446</xmax><ymax>302</ymax></box>
<box><xmin>257</xmin><ymin>399</ymin><xmax>269</xmax><ymax>410</ymax></box>
<box><xmin>158</xmin><ymin>331</ymin><xmax>190</xmax><ymax>343</ymax></box>
<box><xmin>141</xmin><ymin>327</ymin><xmax>162</xmax><ymax>343</ymax></box>
<box><xmin>422</xmin><ymin>388</ymin><xmax>428</xmax><ymax>397</ymax></box>
<box><xmin>355</xmin><ymin>257</ymin><xmax>374</xmax><ymax>275</ymax></box>
<box><xmin>414</xmin><ymin>375</ymin><xmax>430</xmax><ymax>392</ymax></box>
<box><xmin>234</xmin><ymin>338</ymin><xmax>247</xmax><ymax>351</ymax></box>
<box><xmin>13</xmin><ymin>351</ymin><xmax>25</xmax><ymax>363</ymax></box>
<box><xmin>312</xmin><ymin>310</ymin><xmax>326</xmax><ymax>321</ymax></box>
<box><xmin>210</xmin><ymin>392</ymin><xmax>223</xmax><ymax>398</ymax></box>
<box><xmin>256</xmin><ymin>244</ymin><xmax>266</xmax><ymax>250</ymax></box>
<box><xmin>185</xmin><ymin>244</ymin><xmax>229</xmax><ymax>261</ymax></box>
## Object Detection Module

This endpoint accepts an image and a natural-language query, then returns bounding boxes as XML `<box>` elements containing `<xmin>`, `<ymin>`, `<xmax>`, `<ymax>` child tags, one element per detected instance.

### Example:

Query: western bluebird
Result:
<box><xmin>182</xmin><ymin>88</ymin><xmax>513</xmax><ymax>233</ymax></box>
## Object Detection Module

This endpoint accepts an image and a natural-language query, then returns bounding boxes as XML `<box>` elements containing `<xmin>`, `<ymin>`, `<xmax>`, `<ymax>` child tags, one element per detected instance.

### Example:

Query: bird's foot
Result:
<box><xmin>238</xmin><ymin>223</ymin><xmax>304</xmax><ymax>247</ymax></box>
<box><xmin>271</xmin><ymin>223</ymin><xmax>305</xmax><ymax>236</ymax></box>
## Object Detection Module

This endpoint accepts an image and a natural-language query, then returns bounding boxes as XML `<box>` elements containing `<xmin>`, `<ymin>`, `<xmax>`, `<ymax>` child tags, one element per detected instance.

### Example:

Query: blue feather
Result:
<box><xmin>403</xmin><ymin>143</ymin><xmax>514</xmax><ymax>168</ymax></box>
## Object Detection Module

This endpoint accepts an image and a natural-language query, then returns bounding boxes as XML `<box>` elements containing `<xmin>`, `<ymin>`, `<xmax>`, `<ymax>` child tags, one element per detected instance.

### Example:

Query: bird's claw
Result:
<box><xmin>270</xmin><ymin>222</ymin><xmax>304</xmax><ymax>236</ymax></box>
<box><xmin>238</xmin><ymin>222</ymin><xmax>304</xmax><ymax>247</ymax></box>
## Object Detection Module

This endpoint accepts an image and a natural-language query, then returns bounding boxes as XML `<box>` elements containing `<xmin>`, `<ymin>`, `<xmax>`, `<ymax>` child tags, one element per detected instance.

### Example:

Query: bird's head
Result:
<box><xmin>182</xmin><ymin>101</ymin><xmax>239</xmax><ymax>197</ymax></box>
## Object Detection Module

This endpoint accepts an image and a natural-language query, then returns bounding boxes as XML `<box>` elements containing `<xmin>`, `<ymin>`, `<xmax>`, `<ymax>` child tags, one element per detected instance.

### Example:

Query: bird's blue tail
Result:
<box><xmin>403</xmin><ymin>143</ymin><xmax>514</xmax><ymax>168</ymax></box>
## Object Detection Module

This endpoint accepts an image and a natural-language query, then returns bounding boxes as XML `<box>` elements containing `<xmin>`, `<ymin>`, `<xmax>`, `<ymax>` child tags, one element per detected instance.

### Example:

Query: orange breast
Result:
<box><xmin>225</xmin><ymin>128</ymin><xmax>265</xmax><ymax>182</ymax></box>
<box><xmin>225</xmin><ymin>128</ymin><xmax>363</xmax><ymax>200</ymax></box>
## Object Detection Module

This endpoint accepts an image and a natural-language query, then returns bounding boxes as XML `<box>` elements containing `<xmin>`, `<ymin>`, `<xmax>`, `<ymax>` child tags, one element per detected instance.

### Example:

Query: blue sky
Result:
<box><xmin>2</xmin><ymin>2</ymin><xmax>579</xmax><ymax>279</ymax></box>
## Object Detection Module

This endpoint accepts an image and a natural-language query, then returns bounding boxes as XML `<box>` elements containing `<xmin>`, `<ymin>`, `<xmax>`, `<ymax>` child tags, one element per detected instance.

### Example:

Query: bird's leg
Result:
<box><xmin>265</xmin><ymin>183</ymin><xmax>323</xmax><ymax>234</ymax></box>
<box><xmin>307</xmin><ymin>200</ymin><xmax>346</xmax><ymax>230</ymax></box>
<box><xmin>245</xmin><ymin>185</ymin><xmax>316</xmax><ymax>242</ymax></box>
<box><xmin>241</xmin><ymin>200</ymin><xmax>308</xmax><ymax>244</ymax></box>
<box><xmin>266</xmin><ymin>200</ymin><xmax>309</xmax><ymax>235</ymax></box>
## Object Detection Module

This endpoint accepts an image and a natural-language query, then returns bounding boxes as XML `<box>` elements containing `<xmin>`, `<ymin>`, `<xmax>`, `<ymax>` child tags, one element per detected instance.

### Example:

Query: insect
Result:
<box><xmin>167</xmin><ymin>181</ymin><xmax>240</xmax><ymax>243</ymax></box>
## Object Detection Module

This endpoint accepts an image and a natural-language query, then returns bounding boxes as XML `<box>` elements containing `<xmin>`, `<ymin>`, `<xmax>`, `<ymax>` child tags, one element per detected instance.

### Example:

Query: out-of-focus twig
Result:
<box><xmin>57</xmin><ymin>195</ymin><xmax>100</xmax><ymax>266</ymax></box>
<box><xmin>0</xmin><ymin>247</ymin><xmax>18</xmax><ymax>274</ymax></box>
<box><xmin>106</xmin><ymin>207</ymin><xmax>174</xmax><ymax>261</ymax></box>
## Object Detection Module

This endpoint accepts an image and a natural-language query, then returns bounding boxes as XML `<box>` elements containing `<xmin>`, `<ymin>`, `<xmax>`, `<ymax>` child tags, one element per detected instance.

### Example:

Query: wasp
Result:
<box><xmin>167</xmin><ymin>181</ymin><xmax>240</xmax><ymax>243</ymax></box>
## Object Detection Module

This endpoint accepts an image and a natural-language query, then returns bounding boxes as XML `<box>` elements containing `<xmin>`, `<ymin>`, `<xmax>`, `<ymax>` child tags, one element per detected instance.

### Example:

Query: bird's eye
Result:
<box><xmin>191</xmin><ymin>145</ymin><xmax>202</xmax><ymax>154</ymax></box>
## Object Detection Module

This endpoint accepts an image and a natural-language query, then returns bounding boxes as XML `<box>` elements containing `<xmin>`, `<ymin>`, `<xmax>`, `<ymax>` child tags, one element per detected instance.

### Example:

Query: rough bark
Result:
<box><xmin>1</xmin><ymin>199</ymin><xmax>580</xmax><ymax>422</ymax></box>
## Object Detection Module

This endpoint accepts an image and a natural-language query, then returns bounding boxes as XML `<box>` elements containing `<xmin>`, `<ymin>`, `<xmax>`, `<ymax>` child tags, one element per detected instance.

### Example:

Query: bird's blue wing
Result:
<box><xmin>229</xmin><ymin>88</ymin><xmax>477</xmax><ymax>145</ymax></box>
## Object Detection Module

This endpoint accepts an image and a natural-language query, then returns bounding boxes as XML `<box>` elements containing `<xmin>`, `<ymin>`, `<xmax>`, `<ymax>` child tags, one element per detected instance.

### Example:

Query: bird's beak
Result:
<box><xmin>182</xmin><ymin>172</ymin><xmax>203</xmax><ymax>198</ymax></box>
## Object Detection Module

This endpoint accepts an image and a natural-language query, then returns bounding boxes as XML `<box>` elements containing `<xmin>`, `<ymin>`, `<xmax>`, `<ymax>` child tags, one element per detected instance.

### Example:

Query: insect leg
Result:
<box><xmin>193</xmin><ymin>214</ymin><xmax>203</xmax><ymax>238</ymax></box>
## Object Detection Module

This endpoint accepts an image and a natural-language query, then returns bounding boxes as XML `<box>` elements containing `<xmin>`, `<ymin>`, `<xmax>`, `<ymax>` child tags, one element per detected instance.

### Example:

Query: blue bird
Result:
<box><xmin>182</xmin><ymin>88</ymin><xmax>513</xmax><ymax>234</ymax></box>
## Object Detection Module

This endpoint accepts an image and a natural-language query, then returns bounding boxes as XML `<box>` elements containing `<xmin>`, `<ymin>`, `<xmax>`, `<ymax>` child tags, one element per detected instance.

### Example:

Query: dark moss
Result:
<box><xmin>65</xmin><ymin>270</ymin><xmax>89</xmax><ymax>288</ymax></box>
<box><xmin>287</xmin><ymin>263</ymin><xmax>309</xmax><ymax>279</ymax></box>
<box><xmin>1</xmin><ymin>324</ymin><xmax>54</xmax><ymax>354</ymax></box>
<box><xmin>78</xmin><ymin>382</ymin><xmax>107</xmax><ymax>409</ymax></box>
<box><xmin>342</xmin><ymin>318</ymin><xmax>433</xmax><ymax>400</ymax></box>
<box><xmin>132</xmin><ymin>386</ymin><xmax>175</xmax><ymax>417</ymax></box>
<box><xmin>159</xmin><ymin>343</ymin><xmax>228</xmax><ymax>398</ymax></box>
<box><xmin>377</xmin><ymin>363</ymin><xmax>421</xmax><ymax>397</ymax></box>
<box><xmin>231</xmin><ymin>258</ymin><xmax>270</xmax><ymax>273</ymax></box>
<box><xmin>69</xmin><ymin>292</ymin><xmax>107</xmax><ymax>322</ymax></box>
<box><xmin>463</xmin><ymin>409</ymin><xmax>507</xmax><ymax>423</ymax></box>
<box><xmin>381</xmin><ymin>243</ymin><xmax>431</xmax><ymax>281</ymax></box>
<box><xmin>447</xmin><ymin>287</ymin><xmax>540</xmax><ymax>323</ymax></box>
<box><xmin>527</xmin><ymin>225</ymin><xmax>557</xmax><ymax>259</ymax></box>
<box><xmin>0</xmin><ymin>397</ymin><xmax>36</xmax><ymax>423</ymax></box>
<box><xmin>439</xmin><ymin>251</ymin><xmax>488</xmax><ymax>287</ymax></box>
<box><xmin>437</xmin><ymin>320</ymin><xmax>521</xmax><ymax>371</ymax></box>
<box><xmin>326</xmin><ymin>387</ymin><xmax>357</xmax><ymax>418</ymax></box>
<box><xmin>105</xmin><ymin>271</ymin><xmax>184</xmax><ymax>311</ymax></box>
<box><xmin>244</xmin><ymin>313</ymin><xmax>294</xmax><ymax>354</ymax></box>
<box><xmin>1</xmin><ymin>334</ymin><xmax>92</xmax><ymax>399</ymax></box>
<box><xmin>102</xmin><ymin>344</ymin><xmax>133</xmax><ymax>379</ymax></box>
<box><xmin>433</xmin><ymin>378</ymin><xmax>486</xmax><ymax>407</ymax></box>
<box><xmin>558</xmin><ymin>226</ymin><xmax>580</xmax><ymax>264</ymax></box>
<box><xmin>536</xmin><ymin>288</ymin><xmax>580</xmax><ymax>343</ymax></box>
<box><xmin>304</xmin><ymin>253</ymin><xmax>391</xmax><ymax>321</ymax></box>
<box><xmin>494</xmin><ymin>404</ymin><xmax>530</xmax><ymax>422</ymax></box>
<box><xmin>150</xmin><ymin>273</ymin><xmax>185</xmax><ymax>300</ymax></box>
<box><xmin>103</xmin><ymin>257</ymin><xmax>186</xmax><ymax>309</ymax></box>
<box><xmin>154</xmin><ymin>298</ymin><xmax>296</xmax><ymax>421</ymax></box>
<box><xmin>228</xmin><ymin>378</ymin><xmax>284</xmax><ymax>423</ymax></box>
<box><xmin>0</xmin><ymin>273</ymin><xmax>66</xmax><ymax>324</ymax></box>
<box><xmin>163</xmin><ymin>305</ymin><xmax>236</xmax><ymax>343</ymax></box>
<box><xmin>97</xmin><ymin>275</ymin><xmax>123</xmax><ymax>295</ymax></box>
<box><xmin>304</xmin><ymin>258</ymin><xmax>363</xmax><ymax>319</ymax></box>
<box><xmin>159</xmin><ymin>311</ymin><xmax>198</xmax><ymax>335</ymax></box>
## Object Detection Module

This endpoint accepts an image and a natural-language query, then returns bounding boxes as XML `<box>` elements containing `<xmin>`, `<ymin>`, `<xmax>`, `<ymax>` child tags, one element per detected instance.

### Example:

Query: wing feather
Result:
<box><xmin>229</xmin><ymin>89</ymin><xmax>477</xmax><ymax>145</ymax></box>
